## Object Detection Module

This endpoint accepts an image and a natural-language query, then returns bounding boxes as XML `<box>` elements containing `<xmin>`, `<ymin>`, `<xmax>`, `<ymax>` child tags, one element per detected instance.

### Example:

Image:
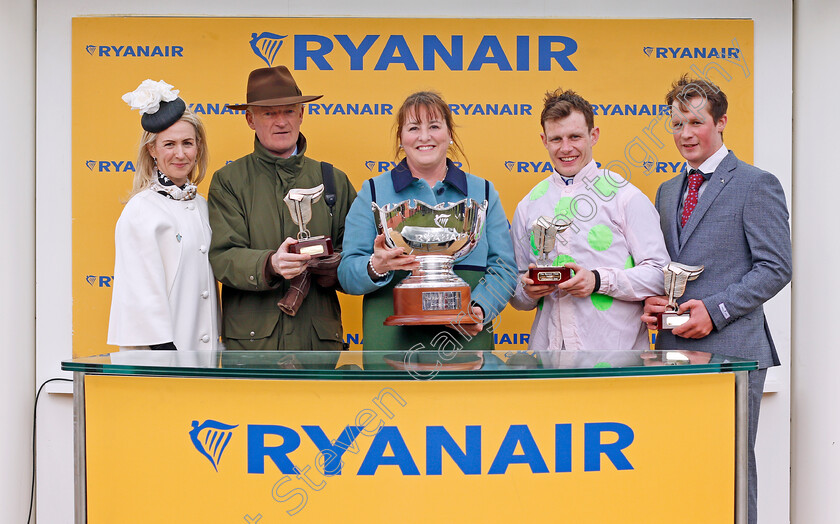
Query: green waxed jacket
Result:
<box><xmin>208</xmin><ymin>134</ymin><xmax>357</xmax><ymax>350</ymax></box>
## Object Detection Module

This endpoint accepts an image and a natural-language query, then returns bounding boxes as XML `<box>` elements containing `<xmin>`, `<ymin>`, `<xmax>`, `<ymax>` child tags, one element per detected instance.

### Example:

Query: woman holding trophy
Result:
<box><xmin>107</xmin><ymin>80</ymin><xmax>220</xmax><ymax>351</ymax></box>
<box><xmin>338</xmin><ymin>91</ymin><xmax>516</xmax><ymax>353</ymax></box>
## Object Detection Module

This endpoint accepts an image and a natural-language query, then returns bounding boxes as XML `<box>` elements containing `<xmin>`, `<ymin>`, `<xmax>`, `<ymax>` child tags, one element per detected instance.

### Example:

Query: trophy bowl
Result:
<box><xmin>371</xmin><ymin>198</ymin><xmax>488</xmax><ymax>326</ymax></box>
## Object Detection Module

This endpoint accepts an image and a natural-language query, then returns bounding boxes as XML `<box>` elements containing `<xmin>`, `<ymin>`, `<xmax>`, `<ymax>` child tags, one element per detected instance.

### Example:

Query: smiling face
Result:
<box><xmin>399</xmin><ymin>106</ymin><xmax>451</xmax><ymax>175</ymax></box>
<box><xmin>670</xmin><ymin>97</ymin><xmax>727</xmax><ymax>168</ymax></box>
<box><xmin>246</xmin><ymin>104</ymin><xmax>304</xmax><ymax>158</ymax></box>
<box><xmin>541</xmin><ymin>111</ymin><xmax>599</xmax><ymax>177</ymax></box>
<box><xmin>147</xmin><ymin>120</ymin><xmax>198</xmax><ymax>186</ymax></box>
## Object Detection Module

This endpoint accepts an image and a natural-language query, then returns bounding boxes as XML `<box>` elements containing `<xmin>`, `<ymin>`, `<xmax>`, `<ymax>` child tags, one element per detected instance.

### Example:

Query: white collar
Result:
<box><xmin>695</xmin><ymin>144</ymin><xmax>728</xmax><ymax>174</ymax></box>
<box><xmin>550</xmin><ymin>159</ymin><xmax>598</xmax><ymax>186</ymax></box>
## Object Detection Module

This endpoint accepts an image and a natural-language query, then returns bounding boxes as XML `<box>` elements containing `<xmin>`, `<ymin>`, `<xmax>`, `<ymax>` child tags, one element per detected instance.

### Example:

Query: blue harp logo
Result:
<box><xmin>189</xmin><ymin>420</ymin><xmax>238</xmax><ymax>472</ymax></box>
<box><xmin>250</xmin><ymin>32</ymin><xmax>287</xmax><ymax>67</ymax></box>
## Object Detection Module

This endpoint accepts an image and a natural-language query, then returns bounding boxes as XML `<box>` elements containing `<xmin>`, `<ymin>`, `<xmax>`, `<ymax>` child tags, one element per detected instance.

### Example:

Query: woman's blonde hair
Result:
<box><xmin>127</xmin><ymin>106</ymin><xmax>208</xmax><ymax>200</ymax></box>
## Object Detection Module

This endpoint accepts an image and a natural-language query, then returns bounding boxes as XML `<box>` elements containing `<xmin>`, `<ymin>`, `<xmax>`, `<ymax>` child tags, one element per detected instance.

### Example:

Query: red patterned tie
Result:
<box><xmin>680</xmin><ymin>169</ymin><xmax>705</xmax><ymax>227</ymax></box>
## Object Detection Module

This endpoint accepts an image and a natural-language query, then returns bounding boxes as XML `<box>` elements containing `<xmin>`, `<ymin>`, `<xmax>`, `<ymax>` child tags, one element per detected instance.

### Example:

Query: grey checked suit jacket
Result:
<box><xmin>653</xmin><ymin>151</ymin><xmax>792</xmax><ymax>368</ymax></box>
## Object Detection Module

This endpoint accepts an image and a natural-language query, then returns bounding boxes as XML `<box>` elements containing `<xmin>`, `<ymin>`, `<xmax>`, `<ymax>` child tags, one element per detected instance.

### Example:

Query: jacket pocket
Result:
<box><xmin>312</xmin><ymin>315</ymin><xmax>345</xmax><ymax>349</ymax></box>
<box><xmin>703</xmin><ymin>212</ymin><xmax>739</xmax><ymax>227</ymax></box>
<box><xmin>224</xmin><ymin>310</ymin><xmax>279</xmax><ymax>345</ymax></box>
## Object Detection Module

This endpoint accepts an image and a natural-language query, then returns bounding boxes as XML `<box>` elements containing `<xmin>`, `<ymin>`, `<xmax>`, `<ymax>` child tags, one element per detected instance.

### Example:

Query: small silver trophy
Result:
<box><xmin>529</xmin><ymin>216</ymin><xmax>573</xmax><ymax>283</ymax></box>
<box><xmin>371</xmin><ymin>198</ymin><xmax>487</xmax><ymax>326</ymax></box>
<box><xmin>657</xmin><ymin>262</ymin><xmax>704</xmax><ymax>329</ymax></box>
<box><xmin>283</xmin><ymin>184</ymin><xmax>333</xmax><ymax>257</ymax></box>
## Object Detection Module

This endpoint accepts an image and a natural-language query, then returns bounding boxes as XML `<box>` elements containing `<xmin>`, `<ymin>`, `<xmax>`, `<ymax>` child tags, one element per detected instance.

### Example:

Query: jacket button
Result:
<box><xmin>199</xmin><ymin>245</ymin><xmax>207</xmax><ymax>253</ymax></box>
<box><xmin>201</xmin><ymin>290</ymin><xmax>209</xmax><ymax>299</ymax></box>
<box><xmin>250</xmin><ymin>331</ymin><xmax>256</xmax><ymax>337</ymax></box>
<box><xmin>201</xmin><ymin>335</ymin><xmax>210</xmax><ymax>343</ymax></box>
<box><xmin>249</xmin><ymin>275</ymin><xmax>255</xmax><ymax>281</ymax></box>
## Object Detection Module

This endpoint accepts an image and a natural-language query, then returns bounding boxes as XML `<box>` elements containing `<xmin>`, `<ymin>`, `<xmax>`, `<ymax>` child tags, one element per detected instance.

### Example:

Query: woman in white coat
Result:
<box><xmin>108</xmin><ymin>80</ymin><xmax>220</xmax><ymax>351</ymax></box>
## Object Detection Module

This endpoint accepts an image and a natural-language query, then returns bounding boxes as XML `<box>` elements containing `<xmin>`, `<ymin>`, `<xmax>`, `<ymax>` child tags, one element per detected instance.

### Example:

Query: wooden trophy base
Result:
<box><xmin>384</xmin><ymin>284</ymin><xmax>479</xmax><ymax>326</ymax></box>
<box><xmin>529</xmin><ymin>266</ymin><xmax>572</xmax><ymax>284</ymax></box>
<box><xmin>656</xmin><ymin>311</ymin><xmax>690</xmax><ymax>330</ymax></box>
<box><xmin>289</xmin><ymin>236</ymin><xmax>333</xmax><ymax>258</ymax></box>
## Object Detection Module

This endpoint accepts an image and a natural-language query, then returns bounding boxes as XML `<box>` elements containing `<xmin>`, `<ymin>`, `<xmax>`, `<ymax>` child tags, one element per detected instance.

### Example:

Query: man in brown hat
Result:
<box><xmin>208</xmin><ymin>65</ymin><xmax>356</xmax><ymax>350</ymax></box>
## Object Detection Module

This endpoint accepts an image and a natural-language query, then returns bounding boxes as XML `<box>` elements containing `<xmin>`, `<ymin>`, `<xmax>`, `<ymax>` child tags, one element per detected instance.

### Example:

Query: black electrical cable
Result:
<box><xmin>28</xmin><ymin>377</ymin><xmax>73</xmax><ymax>524</ymax></box>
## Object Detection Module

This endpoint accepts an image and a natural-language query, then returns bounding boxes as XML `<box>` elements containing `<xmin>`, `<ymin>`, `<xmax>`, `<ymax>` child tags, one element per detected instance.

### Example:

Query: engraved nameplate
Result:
<box><xmin>537</xmin><ymin>271</ymin><xmax>568</xmax><ymax>282</ymax></box>
<box><xmin>422</xmin><ymin>291</ymin><xmax>462</xmax><ymax>311</ymax></box>
<box><xmin>663</xmin><ymin>314</ymin><xmax>690</xmax><ymax>328</ymax></box>
<box><xmin>299</xmin><ymin>245</ymin><xmax>325</xmax><ymax>256</ymax></box>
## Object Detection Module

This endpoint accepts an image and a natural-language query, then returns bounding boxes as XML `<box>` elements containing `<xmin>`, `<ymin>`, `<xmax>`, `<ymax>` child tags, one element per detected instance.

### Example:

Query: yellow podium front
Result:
<box><xmin>64</xmin><ymin>350</ymin><xmax>753</xmax><ymax>523</ymax></box>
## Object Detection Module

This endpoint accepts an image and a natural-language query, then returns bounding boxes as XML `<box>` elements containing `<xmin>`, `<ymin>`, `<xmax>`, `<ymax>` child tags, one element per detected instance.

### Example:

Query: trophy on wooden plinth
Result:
<box><xmin>371</xmin><ymin>198</ymin><xmax>487</xmax><ymax>326</ymax></box>
<box><xmin>528</xmin><ymin>216</ymin><xmax>574</xmax><ymax>284</ymax></box>
<box><xmin>284</xmin><ymin>184</ymin><xmax>333</xmax><ymax>257</ymax></box>
<box><xmin>656</xmin><ymin>262</ymin><xmax>704</xmax><ymax>330</ymax></box>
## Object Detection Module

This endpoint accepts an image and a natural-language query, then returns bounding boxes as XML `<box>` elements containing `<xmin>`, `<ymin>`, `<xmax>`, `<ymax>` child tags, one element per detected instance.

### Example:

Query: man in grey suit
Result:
<box><xmin>642</xmin><ymin>75</ymin><xmax>792</xmax><ymax>524</ymax></box>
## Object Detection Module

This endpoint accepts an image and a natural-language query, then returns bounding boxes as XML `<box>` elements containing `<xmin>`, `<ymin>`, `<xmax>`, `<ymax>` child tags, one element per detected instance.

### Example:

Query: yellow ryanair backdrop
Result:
<box><xmin>84</xmin><ymin>372</ymin><xmax>735</xmax><ymax>522</ymax></box>
<box><xmin>72</xmin><ymin>17</ymin><xmax>754</xmax><ymax>357</ymax></box>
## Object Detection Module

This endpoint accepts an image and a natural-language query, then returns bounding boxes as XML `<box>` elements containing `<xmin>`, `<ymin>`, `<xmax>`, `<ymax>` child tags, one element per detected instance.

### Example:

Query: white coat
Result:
<box><xmin>107</xmin><ymin>189</ymin><xmax>221</xmax><ymax>351</ymax></box>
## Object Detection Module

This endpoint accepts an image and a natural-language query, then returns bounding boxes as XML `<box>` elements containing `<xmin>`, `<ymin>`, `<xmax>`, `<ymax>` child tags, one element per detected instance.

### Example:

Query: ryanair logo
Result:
<box><xmin>248</xmin><ymin>422</ymin><xmax>634</xmax><ymax>477</ymax></box>
<box><xmin>190</xmin><ymin>419</ymin><xmax>238</xmax><ymax>472</ymax></box>
<box><xmin>449</xmin><ymin>103</ymin><xmax>532</xmax><ymax>116</ymax></box>
<box><xmin>505</xmin><ymin>161</ymin><xmax>555</xmax><ymax>173</ymax></box>
<box><xmin>248</xmin><ymin>32</ymin><xmax>579</xmax><ymax>71</ymax></box>
<box><xmin>367</xmin><ymin>161</ymin><xmax>398</xmax><ymax>173</ymax></box>
<box><xmin>590</xmin><ymin>103</ymin><xmax>670</xmax><ymax>116</ymax></box>
<box><xmin>85</xmin><ymin>275</ymin><xmax>114</xmax><ymax>287</ymax></box>
<box><xmin>634</xmin><ymin>157</ymin><xmax>688</xmax><ymax>175</ymax></box>
<box><xmin>505</xmin><ymin>161</ymin><xmax>613</xmax><ymax>173</ymax></box>
<box><xmin>365</xmin><ymin>160</ymin><xmax>463</xmax><ymax>173</ymax></box>
<box><xmin>647</xmin><ymin>161</ymin><xmax>689</xmax><ymax>173</ymax></box>
<box><xmin>84</xmin><ymin>44</ymin><xmax>184</xmax><ymax>57</ymax></box>
<box><xmin>250</xmin><ymin>32</ymin><xmax>287</xmax><ymax>67</ymax></box>
<box><xmin>86</xmin><ymin>160</ymin><xmax>135</xmax><ymax>173</ymax></box>
<box><xmin>179</xmin><ymin>418</ymin><xmax>634</xmax><ymax>480</ymax></box>
<box><xmin>306</xmin><ymin>103</ymin><xmax>393</xmax><ymax>116</ymax></box>
<box><xmin>643</xmin><ymin>46</ymin><xmax>741</xmax><ymax>59</ymax></box>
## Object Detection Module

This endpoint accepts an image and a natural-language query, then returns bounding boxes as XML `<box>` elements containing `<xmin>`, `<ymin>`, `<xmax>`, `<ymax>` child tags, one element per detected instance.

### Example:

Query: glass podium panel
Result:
<box><xmin>62</xmin><ymin>349</ymin><xmax>756</xmax><ymax>379</ymax></box>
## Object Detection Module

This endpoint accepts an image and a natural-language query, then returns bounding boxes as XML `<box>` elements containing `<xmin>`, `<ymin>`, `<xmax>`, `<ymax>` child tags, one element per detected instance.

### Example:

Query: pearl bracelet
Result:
<box><xmin>368</xmin><ymin>254</ymin><xmax>389</xmax><ymax>279</ymax></box>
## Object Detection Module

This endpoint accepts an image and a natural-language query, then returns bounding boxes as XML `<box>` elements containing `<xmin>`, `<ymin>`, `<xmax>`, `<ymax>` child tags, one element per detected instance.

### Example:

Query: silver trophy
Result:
<box><xmin>283</xmin><ymin>184</ymin><xmax>333</xmax><ymax>257</ymax></box>
<box><xmin>529</xmin><ymin>216</ymin><xmax>573</xmax><ymax>283</ymax></box>
<box><xmin>371</xmin><ymin>198</ymin><xmax>487</xmax><ymax>325</ymax></box>
<box><xmin>657</xmin><ymin>262</ymin><xmax>704</xmax><ymax>329</ymax></box>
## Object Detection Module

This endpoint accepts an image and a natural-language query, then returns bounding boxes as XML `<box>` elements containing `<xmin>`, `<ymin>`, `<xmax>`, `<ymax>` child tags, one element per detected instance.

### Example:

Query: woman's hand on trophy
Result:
<box><xmin>461</xmin><ymin>306</ymin><xmax>485</xmax><ymax>336</ymax></box>
<box><xmin>370</xmin><ymin>234</ymin><xmax>419</xmax><ymax>275</ymax></box>
<box><xmin>522</xmin><ymin>264</ymin><xmax>558</xmax><ymax>299</ymax></box>
<box><xmin>271</xmin><ymin>237</ymin><xmax>312</xmax><ymax>279</ymax></box>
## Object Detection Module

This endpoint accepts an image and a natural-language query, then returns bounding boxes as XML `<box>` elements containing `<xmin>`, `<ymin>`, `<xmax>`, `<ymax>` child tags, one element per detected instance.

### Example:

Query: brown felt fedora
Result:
<box><xmin>226</xmin><ymin>65</ymin><xmax>322</xmax><ymax>110</ymax></box>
